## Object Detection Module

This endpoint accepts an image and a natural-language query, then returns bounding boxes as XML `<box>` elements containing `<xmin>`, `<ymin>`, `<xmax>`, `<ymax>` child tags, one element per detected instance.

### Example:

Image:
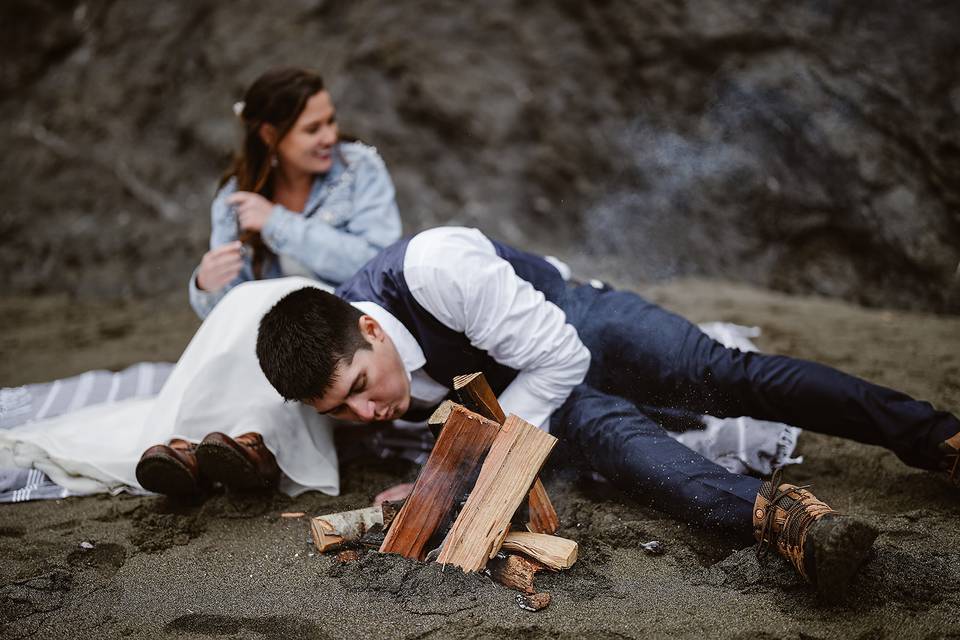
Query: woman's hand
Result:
<box><xmin>373</xmin><ymin>482</ymin><xmax>415</xmax><ymax>507</ymax></box>
<box><xmin>196</xmin><ymin>241</ymin><xmax>244</xmax><ymax>292</ymax></box>
<box><xmin>228</xmin><ymin>191</ymin><xmax>274</xmax><ymax>232</ymax></box>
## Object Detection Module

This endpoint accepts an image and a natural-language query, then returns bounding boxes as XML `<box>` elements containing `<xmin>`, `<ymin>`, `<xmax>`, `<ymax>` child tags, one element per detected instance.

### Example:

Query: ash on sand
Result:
<box><xmin>2</xmin><ymin>279</ymin><xmax>959</xmax><ymax>639</ymax></box>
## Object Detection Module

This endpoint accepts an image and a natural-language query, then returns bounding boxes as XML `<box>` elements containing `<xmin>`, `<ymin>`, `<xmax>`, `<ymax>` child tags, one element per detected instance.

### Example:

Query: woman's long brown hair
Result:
<box><xmin>221</xmin><ymin>67</ymin><xmax>327</xmax><ymax>278</ymax></box>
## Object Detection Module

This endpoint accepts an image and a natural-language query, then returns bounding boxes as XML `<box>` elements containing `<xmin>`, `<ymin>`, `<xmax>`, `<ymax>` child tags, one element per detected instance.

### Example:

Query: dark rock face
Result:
<box><xmin>2</xmin><ymin>0</ymin><xmax>958</xmax><ymax>311</ymax></box>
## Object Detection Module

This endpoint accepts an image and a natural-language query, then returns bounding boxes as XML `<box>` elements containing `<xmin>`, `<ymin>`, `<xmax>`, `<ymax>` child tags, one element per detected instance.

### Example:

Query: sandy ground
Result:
<box><xmin>1</xmin><ymin>279</ymin><xmax>958</xmax><ymax>639</ymax></box>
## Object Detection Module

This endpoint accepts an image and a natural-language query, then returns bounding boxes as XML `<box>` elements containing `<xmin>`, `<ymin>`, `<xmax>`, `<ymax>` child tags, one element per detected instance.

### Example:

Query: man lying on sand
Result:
<box><xmin>254</xmin><ymin>226</ymin><xmax>960</xmax><ymax>597</ymax></box>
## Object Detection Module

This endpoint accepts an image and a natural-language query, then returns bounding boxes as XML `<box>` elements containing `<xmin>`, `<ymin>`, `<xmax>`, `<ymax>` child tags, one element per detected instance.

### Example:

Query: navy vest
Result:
<box><xmin>335</xmin><ymin>235</ymin><xmax>568</xmax><ymax>402</ymax></box>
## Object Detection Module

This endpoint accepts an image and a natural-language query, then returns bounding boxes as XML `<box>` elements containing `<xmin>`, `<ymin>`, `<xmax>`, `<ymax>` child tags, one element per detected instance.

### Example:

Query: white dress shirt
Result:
<box><xmin>350</xmin><ymin>300</ymin><xmax>451</xmax><ymax>408</ymax></box>
<box><xmin>352</xmin><ymin>227</ymin><xmax>591</xmax><ymax>430</ymax></box>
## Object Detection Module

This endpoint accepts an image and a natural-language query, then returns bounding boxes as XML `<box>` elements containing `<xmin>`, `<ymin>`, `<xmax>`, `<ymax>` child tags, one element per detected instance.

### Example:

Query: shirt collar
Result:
<box><xmin>349</xmin><ymin>301</ymin><xmax>425</xmax><ymax>378</ymax></box>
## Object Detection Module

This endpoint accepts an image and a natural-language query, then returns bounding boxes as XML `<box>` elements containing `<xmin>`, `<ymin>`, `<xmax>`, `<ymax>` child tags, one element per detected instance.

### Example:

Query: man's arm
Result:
<box><xmin>405</xmin><ymin>227</ymin><xmax>590</xmax><ymax>429</ymax></box>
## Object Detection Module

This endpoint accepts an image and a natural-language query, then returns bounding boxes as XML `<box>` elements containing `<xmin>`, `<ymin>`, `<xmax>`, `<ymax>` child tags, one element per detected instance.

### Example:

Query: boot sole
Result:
<box><xmin>195</xmin><ymin>440</ymin><xmax>271</xmax><ymax>492</ymax></box>
<box><xmin>809</xmin><ymin>515</ymin><xmax>878</xmax><ymax>600</ymax></box>
<box><xmin>135</xmin><ymin>456</ymin><xmax>198</xmax><ymax>496</ymax></box>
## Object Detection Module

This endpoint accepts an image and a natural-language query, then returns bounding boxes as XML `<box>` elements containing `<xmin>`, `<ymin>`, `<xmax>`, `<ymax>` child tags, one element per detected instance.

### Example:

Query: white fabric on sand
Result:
<box><xmin>0</xmin><ymin>277</ymin><xmax>339</xmax><ymax>498</ymax></box>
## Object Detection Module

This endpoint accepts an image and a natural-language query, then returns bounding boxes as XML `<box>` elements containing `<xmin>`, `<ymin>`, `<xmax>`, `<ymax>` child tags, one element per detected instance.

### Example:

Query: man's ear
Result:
<box><xmin>259</xmin><ymin>123</ymin><xmax>278</xmax><ymax>148</ymax></box>
<box><xmin>358</xmin><ymin>315</ymin><xmax>384</xmax><ymax>343</ymax></box>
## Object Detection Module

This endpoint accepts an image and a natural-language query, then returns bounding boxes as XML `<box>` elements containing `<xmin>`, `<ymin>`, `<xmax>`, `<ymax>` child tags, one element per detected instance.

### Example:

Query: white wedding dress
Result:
<box><xmin>0</xmin><ymin>277</ymin><xmax>340</xmax><ymax>497</ymax></box>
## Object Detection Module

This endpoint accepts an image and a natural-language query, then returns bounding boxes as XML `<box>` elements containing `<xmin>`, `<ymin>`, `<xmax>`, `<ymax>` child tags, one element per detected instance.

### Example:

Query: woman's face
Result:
<box><xmin>275</xmin><ymin>90</ymin><xmax>339</xmax><ymax>176</ymax></box>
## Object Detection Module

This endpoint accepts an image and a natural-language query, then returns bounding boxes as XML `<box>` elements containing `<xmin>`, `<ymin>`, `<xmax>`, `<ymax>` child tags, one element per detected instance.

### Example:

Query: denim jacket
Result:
<box><xmin>188</xmin><ymin>141</ymin><xmax>402</xmax><ymax>319</ymax></box>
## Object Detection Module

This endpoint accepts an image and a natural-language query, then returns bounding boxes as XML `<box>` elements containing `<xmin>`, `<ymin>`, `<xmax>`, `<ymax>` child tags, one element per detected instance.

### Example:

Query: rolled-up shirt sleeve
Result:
<box><xmin>405</xmin><ymin>228</ymin><xmax>590</xmax><ymax>430</ymax></box>
<box><xmin>260</xmin><ymin>152</ymin><xmax>401</xmax><ymax>283</ymax></box>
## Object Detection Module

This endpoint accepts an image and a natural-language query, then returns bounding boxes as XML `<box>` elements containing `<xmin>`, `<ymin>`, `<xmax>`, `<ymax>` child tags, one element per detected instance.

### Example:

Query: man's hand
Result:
<box><xmin>196</xmin><ymin>241</ymin><xmax>244</xmax><ymax>292</ymax></box>
<box><xmin>228</xmin><ymin>191</ymin><xmax>274</xmax><ymax>232</ymax></box>
<box><xmin>373</xmin><ymin>482</ymin><xmax>414</xmax><ymax>506</ymax></box>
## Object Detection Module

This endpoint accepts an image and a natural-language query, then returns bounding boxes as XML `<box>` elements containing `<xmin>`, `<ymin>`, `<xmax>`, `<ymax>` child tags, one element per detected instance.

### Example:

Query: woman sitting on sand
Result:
<box><xmin>138</xmin><ymin>67</ymin><xmax>401</xmax><ymax>497</ymax></box>
<box><xmin>189</xmin><ymin>66</ymin><xmax>401</xmax><ymax>320</ymax></box>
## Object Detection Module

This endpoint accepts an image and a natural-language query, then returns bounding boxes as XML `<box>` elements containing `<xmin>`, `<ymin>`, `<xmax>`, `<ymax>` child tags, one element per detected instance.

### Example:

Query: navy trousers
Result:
<box><xmin>550</xmin><ymin>284</ymin><xmax>960</xmax><ymax>542</ymax></box>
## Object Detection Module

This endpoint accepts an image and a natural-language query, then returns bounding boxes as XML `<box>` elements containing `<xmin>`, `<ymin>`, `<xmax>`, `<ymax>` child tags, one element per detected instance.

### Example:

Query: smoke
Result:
<box><xmin>580</xmin><ymin>81</ymin><xmax>831</xmax><ymax>284</ymax></box>
<box><xmin>582</xmin><ymin>117</ymin><xmax>761</xmax><ymax>282</ymax></box>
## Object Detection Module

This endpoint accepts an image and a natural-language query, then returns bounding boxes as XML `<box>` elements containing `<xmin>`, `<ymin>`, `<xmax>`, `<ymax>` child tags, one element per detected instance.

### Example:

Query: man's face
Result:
<box><xmin>306</xmin><ymin>316</ymin><xmax>411</xmax><ymax>423</ymax></box>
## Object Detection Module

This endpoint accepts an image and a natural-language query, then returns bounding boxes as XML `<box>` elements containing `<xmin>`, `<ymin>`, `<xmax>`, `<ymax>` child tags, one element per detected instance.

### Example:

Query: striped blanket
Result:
<box><xmin>0</xmin><ymin>363</ymin><xmax>173</xmax><ymax>502</ymax></box>
<box><xmin>0</xmin><ymin>363</ymin><xmax>434</xmax><ymax>502</ymax></box>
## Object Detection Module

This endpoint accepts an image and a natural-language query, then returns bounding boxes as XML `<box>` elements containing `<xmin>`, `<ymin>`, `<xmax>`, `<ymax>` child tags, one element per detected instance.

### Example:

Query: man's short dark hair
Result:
<box><xmin>256</xmin><ymin>288</ymin><xmax>370</xmax><ymax>401</ymax></box>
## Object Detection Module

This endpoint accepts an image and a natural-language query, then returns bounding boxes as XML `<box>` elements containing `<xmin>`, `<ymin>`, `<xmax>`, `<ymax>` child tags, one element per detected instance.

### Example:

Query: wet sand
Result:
<box><xmin>2</xmin><ymin>279</ymin><xmax>958</xmax><ymax>639</ymax></box>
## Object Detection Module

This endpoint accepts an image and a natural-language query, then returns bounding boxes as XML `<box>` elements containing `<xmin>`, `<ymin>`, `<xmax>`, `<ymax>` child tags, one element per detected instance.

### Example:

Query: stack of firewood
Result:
<box><xmin>309</xmin><ymin>372</ymin><xmax>577</xmax><ymax>611</ymax></box>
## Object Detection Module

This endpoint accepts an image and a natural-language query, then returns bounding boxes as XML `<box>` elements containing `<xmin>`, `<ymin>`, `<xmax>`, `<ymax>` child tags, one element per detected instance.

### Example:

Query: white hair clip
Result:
<box><xmin>233</xmin><ymin>101</ymin><xmax>245</xmax><ymax>117</ymax></box>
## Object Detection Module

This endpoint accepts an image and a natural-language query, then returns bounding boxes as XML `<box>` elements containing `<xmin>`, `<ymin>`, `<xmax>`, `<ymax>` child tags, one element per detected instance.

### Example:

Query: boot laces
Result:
<box><xmin>756</xmin><ymin>468</ymin><xmax>813</xmax><ymax>560</ymax></box>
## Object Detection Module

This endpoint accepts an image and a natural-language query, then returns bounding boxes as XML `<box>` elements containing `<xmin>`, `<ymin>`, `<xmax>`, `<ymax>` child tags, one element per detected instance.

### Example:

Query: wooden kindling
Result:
<box><xmin>453</xmin><ymin>372</ymin><xmax>507</xmax><ymax>423</ymax></box>
<box><xmin>453</xmin><ymin>372</ymin><xmax>560</xmax><ymax>535</ymax></box>
<box><xmin>436</xmin><ymin>414</ymin><xmax>557</xmax><ymax>572</ymax></box>
<box><xmin>310</xmin><ymin>501</ymin><xmax>403</xmax><ymax>553</ymax></box>
<box><xmin>426</xmin><ymin>399</ymin><xmax>455</xmax><ymax>439</ymax></box>
<box><xmin>525</xmin><ymin>482</ymin><xmax>560</xmax><ymax>535</ymax></box>
<box><xmin>310</xmin><ymin>506</ymin><xmax>383</xmax><ymax>553</ymax></box>
<box><xmin>487</xmin><ymin>554</ymin><xmax>545</xmax><ymax>595</ymax></box>
<box><xmin>379</xmin><ymin>403</ymin><xmax>502</xmax><ymax>560</ymax></box>
<box><xmin>501</xmin><ymin>531</ymin><xmax>578</xmax><ymax>570</ymax></box>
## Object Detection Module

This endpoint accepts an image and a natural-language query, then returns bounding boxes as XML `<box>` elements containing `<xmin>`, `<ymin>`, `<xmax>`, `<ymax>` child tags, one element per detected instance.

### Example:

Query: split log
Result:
<box><xmin>379</xmin><ymin>404</ymin><xmax>502</xmax><ymax>560</ymax></box>
<box><xmin>525</xmin><ymin>482</ymin><xmax>560</xmax><ymax>535</ymax></box>
<box><xmin>452</xmin><ymin>372</ymin><xmax>507</xmax><ymax>422</ymax></box>
<box><xmin>453</xmin><ymin>372</ymin><xmax>560</xmax><ymax>534</ymax></box>
<box><xmin>426</xmin><ymin>399</ymin><xmax>456</xmax><ymax>439</ymax></box>
<box><xmin>309</xmin><ymin>501</ymin><xmax>404</xmax><ymax>553</ymax></box>
<box><xmin>437</xmin><ymin>415</ymin><xmax>557</xmax><ymax>572</ymax></box>
<box><xmin>310</xmin><ymin>506</ymin><xmax>384</xmax><ymax>553</ymax></box>
<box><xmin>501</xmin><ymin>532</ymin><xmax>578</xmax><ymax>570</ymax></box>
<box><xmin>487</xmin><ymin>553</ymin><xmax>545</xmax><ymax>594</ymax></box>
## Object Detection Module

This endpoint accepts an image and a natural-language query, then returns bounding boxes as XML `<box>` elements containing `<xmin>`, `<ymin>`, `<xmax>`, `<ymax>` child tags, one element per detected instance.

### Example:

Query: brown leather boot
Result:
<box><xmin>135</xmin><ymin>439</ymin><xmax>202</xmax><ymax>496</ymax></box>
<box><xmin>938</xmin><ymin>432</ymin><xmax>960</xmax><ymax>484</ymax></box>
<box><xmin>195</xmin><ymin>432</ymin><xmax>280</xmax><ymax>491</ymax></box>
<box><xmin>753</xmin><ymin>469</ymin><xmax>877</xmax><ymax>599</ymax></box>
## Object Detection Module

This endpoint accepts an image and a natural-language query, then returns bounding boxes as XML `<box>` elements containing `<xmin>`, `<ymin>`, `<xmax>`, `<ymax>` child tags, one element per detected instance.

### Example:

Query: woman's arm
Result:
<box><xmin>259</xmin><ymin>148</ymin><xmax>402</xmax><ymax>284</ymax></box>
<box><xmin>188</xmin><ymin>180</ymin><xmax>254</xmax><ymax>319</ymax></box>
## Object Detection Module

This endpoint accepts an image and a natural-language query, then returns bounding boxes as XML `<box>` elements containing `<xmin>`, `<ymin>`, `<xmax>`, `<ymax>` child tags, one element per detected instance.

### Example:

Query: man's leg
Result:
<box><xmin>551</xmin><ymin>384</ymin><xmax>760</xmax><ymax>543</ymax></box>
<box><xmin>575</xmin><ymin>289</ymin><xmax>959</xmax><ymax>471</ymax></box>
<box><xmin>552</xmin><ymin>383</ymin><xmax>878</xmax><ymax>595</ymax></box>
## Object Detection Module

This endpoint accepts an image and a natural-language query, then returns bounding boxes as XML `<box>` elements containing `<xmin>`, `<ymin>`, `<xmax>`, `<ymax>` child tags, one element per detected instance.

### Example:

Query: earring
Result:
<box><xmin>270</xmin><ymin>154</ymin><xmax>278</xmax><ymax>168</ymax></box>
